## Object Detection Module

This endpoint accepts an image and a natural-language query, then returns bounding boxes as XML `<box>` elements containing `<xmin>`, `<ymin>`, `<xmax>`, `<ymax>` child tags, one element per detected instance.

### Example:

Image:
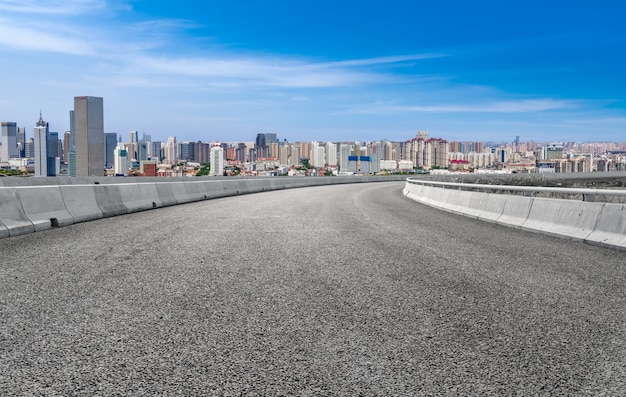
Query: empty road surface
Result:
<box><xmin>1</xmin><ymin>181</ymin><xmax>624</xmax><ymax>396</ymax></box>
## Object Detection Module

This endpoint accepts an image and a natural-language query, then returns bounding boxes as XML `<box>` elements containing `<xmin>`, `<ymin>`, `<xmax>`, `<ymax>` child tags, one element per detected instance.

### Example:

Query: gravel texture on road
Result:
<box><xmin>1</xmin><ymin>182</ymin><xmax>625</xmax><ymax>396</ymax></box>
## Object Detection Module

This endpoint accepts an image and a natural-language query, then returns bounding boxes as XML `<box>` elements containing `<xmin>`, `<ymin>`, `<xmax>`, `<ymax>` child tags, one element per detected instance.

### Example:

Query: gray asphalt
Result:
<box><xmin>1</xmin><ymin>181</ymin><xmax>625</xmax><ymax>396</ymax></box>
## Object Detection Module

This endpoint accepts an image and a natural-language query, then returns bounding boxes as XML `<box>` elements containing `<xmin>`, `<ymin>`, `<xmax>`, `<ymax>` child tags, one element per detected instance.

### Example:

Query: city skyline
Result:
<box><xmin>0</xmin><ymin>1</ymin><xmax>625</xmax><ymax>143</ymax></box>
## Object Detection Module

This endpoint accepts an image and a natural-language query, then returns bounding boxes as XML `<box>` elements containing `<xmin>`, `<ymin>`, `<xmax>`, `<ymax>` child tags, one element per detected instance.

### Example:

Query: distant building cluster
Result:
<box><xmin>2</xmin><ymin>98</ymin><xmax>626</xmax><ymax>177</ymax></box>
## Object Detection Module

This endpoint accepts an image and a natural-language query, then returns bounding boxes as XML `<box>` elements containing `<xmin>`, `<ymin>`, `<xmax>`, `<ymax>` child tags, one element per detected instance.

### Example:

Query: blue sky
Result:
<box><xmin>1</xmin><ymin>0</ymin><xmax>625</xmax><ymax>144</ymax></box>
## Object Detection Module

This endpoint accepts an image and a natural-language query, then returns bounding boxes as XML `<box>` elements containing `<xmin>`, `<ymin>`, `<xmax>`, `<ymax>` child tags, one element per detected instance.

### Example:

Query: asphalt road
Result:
<box><xmin>1</xmin><ymin>181</ymin><xmax>624</xmax><ymax>396</ymax></box>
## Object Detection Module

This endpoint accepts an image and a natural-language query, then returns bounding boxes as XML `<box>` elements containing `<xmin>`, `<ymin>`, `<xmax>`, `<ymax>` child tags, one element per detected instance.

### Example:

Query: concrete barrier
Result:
<box><xmin>586</xmin><ymin>204</ymin><xmax>626</xmax><ymax>250</ymax></box>
<box><xmin>18</xmin><ymin>186</ymin><xmax>74</xmax><ymax>232</ymax></box>
<box><xmin>442</xmin><ymin>189</ymin><xmax>472</xmax><ymax>215</ymax></box>
<box><xmin>0</xmin><ymin>188</ymin><xmax>35</xmax><ymax>236</ymax></box>
<box><xmin>155</xmin><ymin>183</ymin><xmax>178</xmax><ymax>207</ymax></box>
<box><xmin>118</xmin><ymin>183</ymin><xmax>162</xmax><ymax>213</ymax></box>
<box><xmin>94</xmin><ymin>184</ymin><xmax>128</xmax><ymax>217</ymax></box>
<box><xmin>0</xmin><ymin>176</ymin><xmax>406</xmax><ymax>240</ymax></box>
<box><xmin>496</xmin><ymin>195</ymin><xmax>533</xmax><ymax>228</ymax></box>
<box><xmin>169</xmin><ymin>182</ymin><xmax>189</xmax><ymax>204</ymax></box>
<box><xmin>474</xmin><ymin>193</ymin><xmax>507</xmax><ymax>223</ymax></box>
<box><xmin>0</xmin><ymin>220</ymin><xmax>8</xmax><ymax>238</ymax></box>
<box><xmin>59</xmin><ymin>185</ymin><xmax>103</xmax><ymax>223</ymax></box>
<box><xmin>204</xmin><ymin>180</ymin><xmax>227</xmax><ymax>199</ymax></box>
<box><xmin>181</xmin><ymin>181</ymin><xmax>212</xmax><ymax>202</ymax></box>
<box><xmin>404</xmin><ymin>181</ymin><xmax>626</xmax><ymax>250</ymax></box>
<box><xmin>522</xmin><ymin>198</ymin><xmax>602</xmax><ymax>241</ymax></box>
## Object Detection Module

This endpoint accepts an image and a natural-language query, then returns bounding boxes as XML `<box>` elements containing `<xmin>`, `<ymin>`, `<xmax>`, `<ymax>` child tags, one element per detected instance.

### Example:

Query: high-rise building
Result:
<box><xmin>17</xmin><ymin>127</ymin><xmax>25</xmax><ymax>158</ymax></box>
<box><xmin>164</xmin><ymin>136</ymin><xmax>177</xmax><ymax>165</ymax></box>
<box><xmin>104</xmin><ymin>132</ymin><xmax>118</xmax><ymax>169</ymax></box>
<box><xmin>325</xmin><ymin>142</ymin><xmax>337</xmax><ymax>167</ymax></box>
<box><xmin>63</xmin><ymin>131</ymin><xmax>71</xmax><ymax>164</ymax></box>
<box><xmin>33</xmin><ymin>125</ymin><xmax>48</xmax><ymax>177</ymax></box>
<box><xmin>195</xmin><ymin>141</ymin><xmax>211</xmax><ymax>164</ymax></box>
<box><xmin>47</xmin><ymin>131</ymin><xmax>59</xmax><ymax>176</ymax></box>
<box><xmin>210</xmin><ymin>143</ymin><xmax>224</xmax><ymax>176</ymax></box>
<box><xmin>33</xmin><ymin>113</ymin><xmax>59</xmax><ymax>176</ymax></box>
<box><xmin>178</xmin><ymin>141</ymin><xmax>195</xmax><ymax>162</ymax></box>
<box><xmin>73</xmin><ymin>96</ymin><xmax>104</xmax><ymax>176</ymax></box>
<box><xmin>1</xmin><ymin>121</ymin><xmax>18</xmax><ymax>161</ymax></box>
<box><xmin>113</xmin><ymin>142</ymin><xmax>128</xmax><ymax>176</ymax></box>
<box><xmin>290</xmin><ymin>145</ymin><xmax>300</xmax><ymax>166</ymax></box>
<box><xmin>25</xmin><ymin>138</ymin><xmax>35</xmax><ymax>159</ymax></box>
<box><xmin>339</xmin><ymin>144</ymin><xmax>350</xmax><ymax>171</ymax></box>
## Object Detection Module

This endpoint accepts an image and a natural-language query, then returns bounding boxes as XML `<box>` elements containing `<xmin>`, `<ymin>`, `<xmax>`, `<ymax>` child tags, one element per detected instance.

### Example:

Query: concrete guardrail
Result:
<box><xmin>0</xmin><ymin>175</ymin><xmax>406</xmax><ymax>239</ymax></box>
<box><xmin>404</xmin><ymin>178</ymin><xmax>626</xmax><ymax>251</ymax></box>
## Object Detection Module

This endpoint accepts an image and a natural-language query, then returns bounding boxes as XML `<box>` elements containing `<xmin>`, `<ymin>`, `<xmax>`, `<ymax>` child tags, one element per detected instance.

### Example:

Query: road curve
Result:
<box><xmin>1</xmin><ymin>181</ymin><xmax>624</xmax><ymax>396</ymax></box>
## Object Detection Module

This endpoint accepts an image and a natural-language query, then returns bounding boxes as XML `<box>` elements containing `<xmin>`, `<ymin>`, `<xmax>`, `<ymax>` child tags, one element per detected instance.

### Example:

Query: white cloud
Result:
<box><xmin>345</xmin><ymin>99</ymin><xmax>578</xmax><ymax>114</ymax></box>
<box><xmin>106</xmin><ymin>54</ymin><xmax>401</xmax><ymax>89</ymax></box>
<box><xmin>324</xmin><ymin>53</ymin><xmax>448</xmax><ymax>67</ymax></box>
<box><xmin>0</xmin><ymin>0</ymin><xmax>107</xmax><ymax>15</ymax></box>
<box><xmin>0</xmin><ymin>22</ymin><xmax>95</xmax><ymax>55</ymax></box>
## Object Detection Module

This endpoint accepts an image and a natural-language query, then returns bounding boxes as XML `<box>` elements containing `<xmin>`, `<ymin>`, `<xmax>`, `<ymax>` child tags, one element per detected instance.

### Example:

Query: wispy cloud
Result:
<box><xmin>0</xmin><ymin>0</ymin><xmax>107</xmax><ymax>15</ymax></box>
<box><xmin>0</xmin><ymin>20</ymin><xmax>96</xmax><ymax>55</ymax></box>
<box><xmin>108</xmin><ymin>54</ymin><xmax>406</xmax><ymax>89</ymax></box>
<box><xmin>566</xmin><ymin>117</ymin><xmax>626</xmax><ymax>124</ymax></box>
<box><xmin>345</xmin><ymin>99</ymin><xmax>579</xmax><ymax>114</ymax></box>
<box><xmin>325</xmin><ymin>53</ymin><xmax>448</xmax><ymax>67</ymax></box>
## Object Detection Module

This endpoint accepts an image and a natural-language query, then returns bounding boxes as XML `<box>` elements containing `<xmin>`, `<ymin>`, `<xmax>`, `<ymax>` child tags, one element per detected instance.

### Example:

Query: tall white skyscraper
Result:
<box><xmin>1</xmin><ymin>121</ymin><xmax>17</xmax><ymax>161</ymax></box>
<box><xmin>339</xmin><ymin>144</ymin><xmax>350</xmax><ymax>172</ymax></box>
<box><xmin>165</xmin><ymin>136</ymin><xmax>177</xmax><ymax>165</ymax></box>
<box><xmin>73</xmin><ymin>96</ymin><xmax>104</xmax><ymax>176</ymax></box>
<box><xmin>33</xmin><ymin>127</ymin><xmax>48</xmax><ymax>177</ymax></box>
<box><xmin>325</xmin><ymin>141</ymin><xmax>337</xmax><ymax>167</ymax></box>
<box><xmin>114</xmin><ymin>142</ymin><xmax>129</xmax><ymax>176</ymax></box>
<box><xmin>210</xmin><ymin>143</ymin><xmax>224</xmax><ymax>176</ymax></box>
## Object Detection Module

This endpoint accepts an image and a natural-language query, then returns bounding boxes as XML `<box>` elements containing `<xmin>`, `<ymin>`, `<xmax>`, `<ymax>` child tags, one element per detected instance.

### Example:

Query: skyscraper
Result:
<box><xmin>17</xmin><ymin>127</ymin><xmax>25</xmax><ymax>158</ymax></box>
<box><xmin>104</xmin><ymin>132</ymin><xmax>118</xmax><ymax>169</ymax></box>
<box><xmin>63</xmin><ymin>131</ymin><xmax>71</xmax><ymax>164</ymax></box>
<box><xmin>165</xmin><ymin>136</ymin><xmax>177</xmax><ymax>165</ymax></box>
<box><xmin>33</xmin><ymin>112</ymin><xmax>59</xmax><ymax>177</ymax></box>
<box><xmin>1</xmin><ymin>121</ymin><xmax>17</xmax><ymax>161</ymax></box>
<box><xmin>114</xmin><ymin>142</ymin><xmax>128</xmax><ymax>176</ymax></box>
<box><xmin>34</xmin><ymin>124</ymin><xmax>48</xmax><ymax>177</ymax></box>
<box><xmin>210</xmin><ymin>143</ymin><xmax>224</xmax><ymax>176</ymax></box>
<box><xmin>73</xmin><ymin>96</ymin><xmax>104</xmax><ymax>176</ymax></box>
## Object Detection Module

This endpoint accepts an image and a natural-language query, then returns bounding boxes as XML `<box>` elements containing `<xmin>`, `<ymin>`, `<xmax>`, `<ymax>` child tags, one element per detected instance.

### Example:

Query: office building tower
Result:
<box><xmin>68</xmin><ymin>146</ymin><xmax>76</xmax><ymax>176</ymax></box>
<box><xmin>34</xmin><ymin>125</ymin><xmax>48</xmax><ymax>177</ymax></box>
<box><xmin>17</xmin><ymin>127</ymin><xmax>25</xmax><ymax>158</ymax></box>
<box><xmin>33</xmin><ymin>113</ymin><xmax>59</xmax><ymax>176</ymax></box>
<box><xmin>1</xmin><ymin>121</ymin><xmax>18</xmax><ymax>161</ymax></box>
<box><xmin>164</xmin><ymin>136</ymin><xmax>177</xmax><ymax>165</ymax></box>
<box><xmin>137</xmin><ymin>133</ymin><xmax>148</xmax><ymax>162</ymax></box>
<box><xmin>47</xmin><ymin>131</ymin><xmax>59</xmax><ymax>176</ymax></box>
<box><xmin>178</xmin><ymin>141</ymin><xmax>195</xmax><ymax>162</ymax></box>
<box><xmin>236</xmin><ymin>142</ymin><xmax>247</xmax><ymax>163</ymax></box>
<box><xmin>63</xmin><ymin>131</ymin><xmax>71</xmax><ymax>164</ymax></box>
<box><xmin>73</xmin><ymin>96</ymin><xmax>104</xmax><ymax>176</ymax></box>
<box><xmin>128</xmin><ymin>130</ymin><xmax>138</xmax><ymax>160</ymax></box>
<box><xmin>210</xmin><ymin>143</ymin><xmax>224</xmax><ymax>176</ymax></box>
<box><xmin>195</xmin><ymin>141</ymin><xmax>211</xmax><ymax>164</ymax></box>
<box><xmin>114</xmin><ymin>142</ymin><xmax>129</xmax><ymax>176</ymax></box>
<box><xmin>25</xmin><ymin>138</ymin><xmax>35</xmax><ymax>159</ymax></box>
<box><xmin>104</xmin><ymin>133</ymin><xmax>118</xmax><ymax>169</ymax></box>
<box><xmin>149</xmin><ymin>141</ymin><xmax>162</xmax><ymax>160</ymax></box>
